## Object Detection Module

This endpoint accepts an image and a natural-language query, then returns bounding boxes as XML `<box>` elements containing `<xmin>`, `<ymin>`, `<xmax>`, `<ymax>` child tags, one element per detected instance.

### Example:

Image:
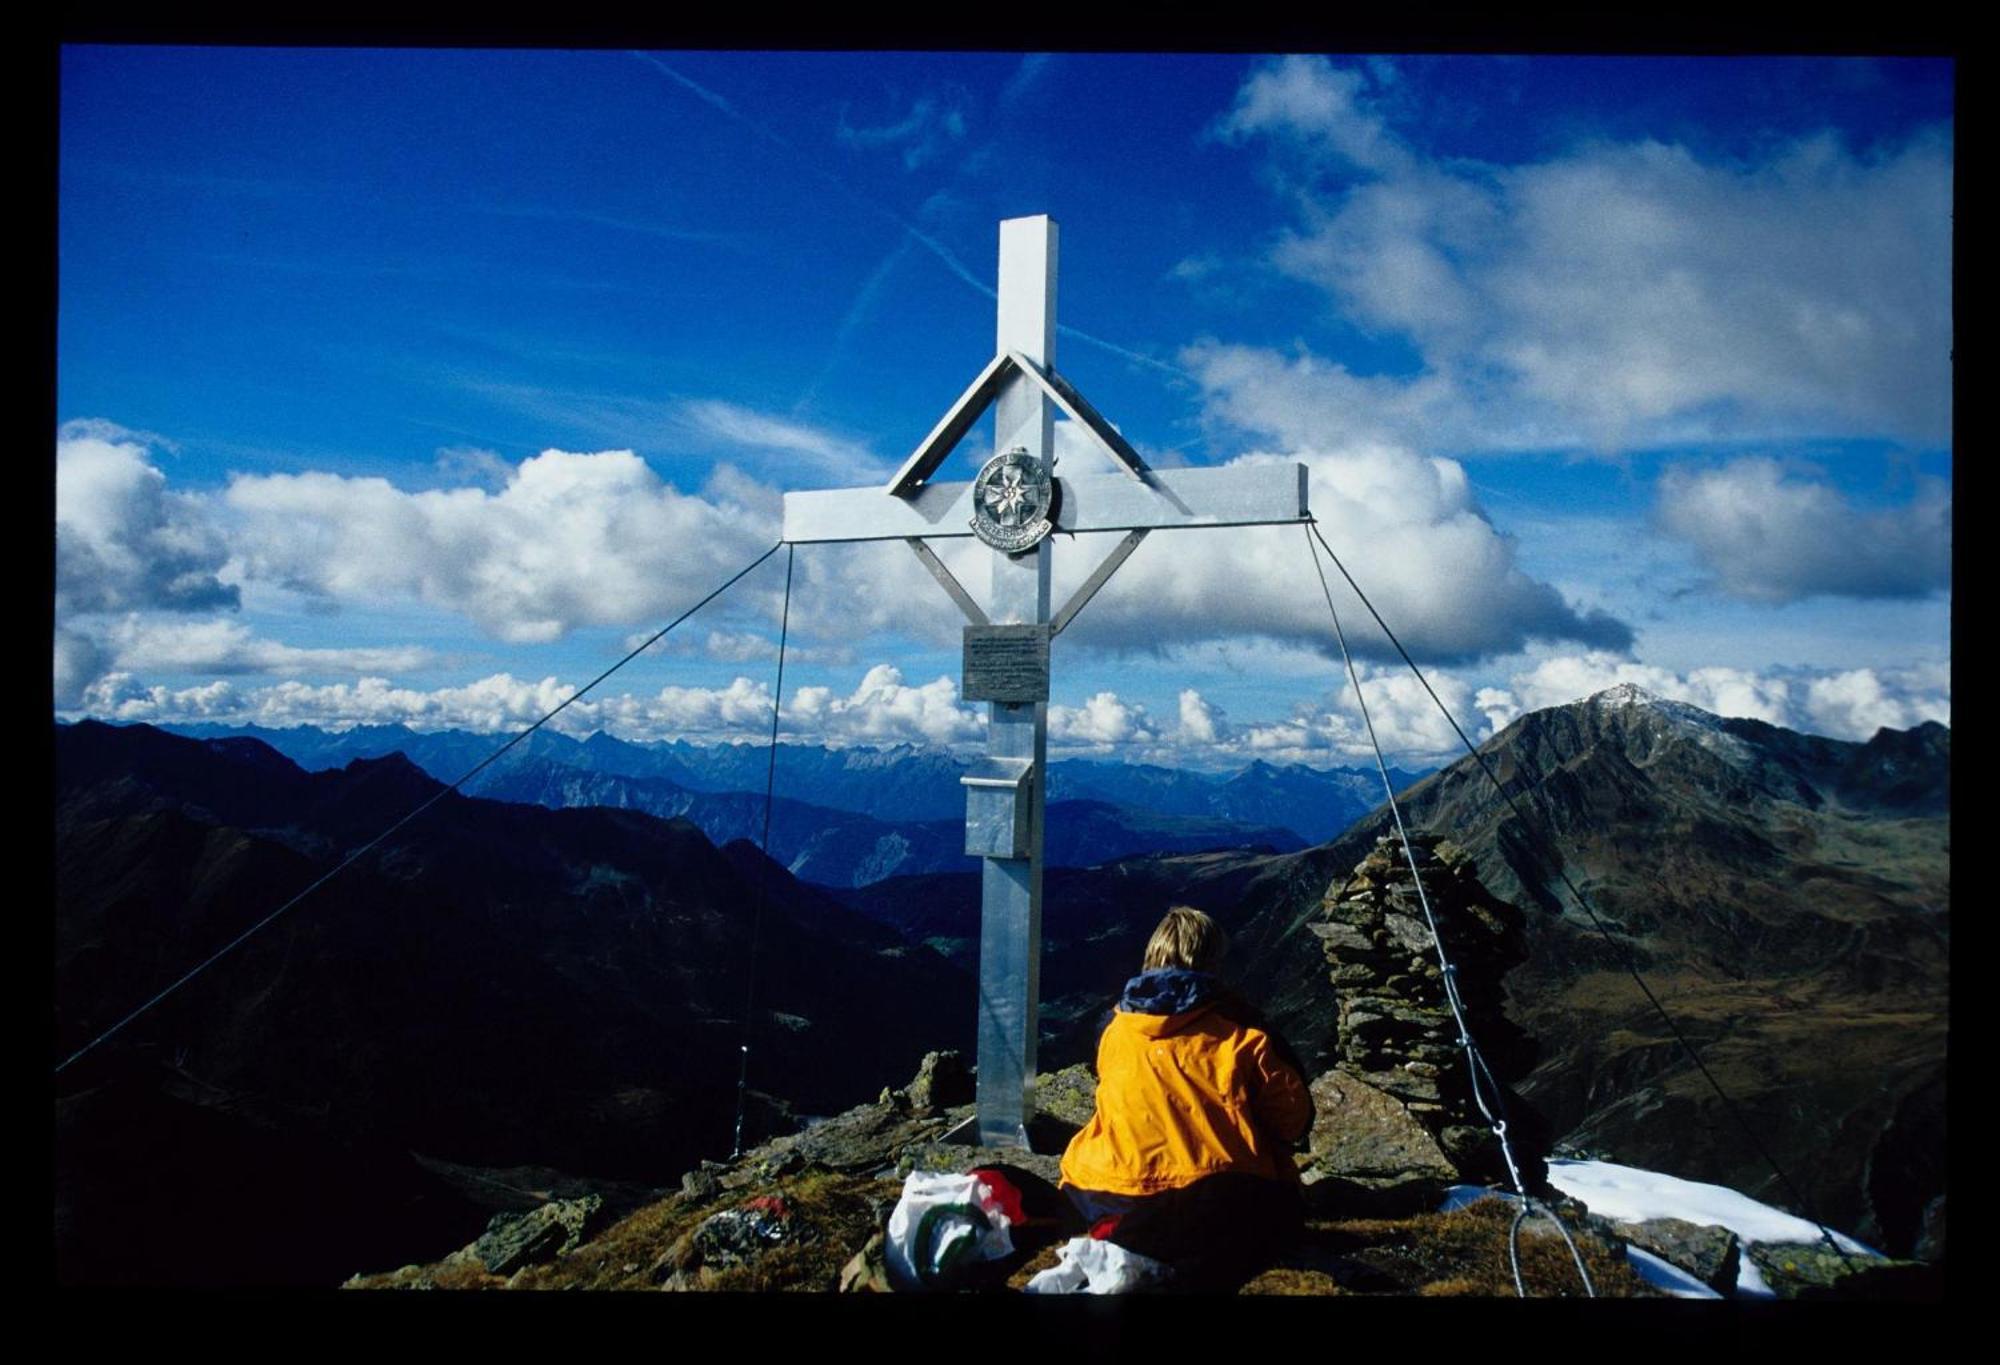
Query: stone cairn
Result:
<box><xmin>1303</xmin><ymin>833</ymin><xmax>1547</xmax><ymax>1203</ymax></box>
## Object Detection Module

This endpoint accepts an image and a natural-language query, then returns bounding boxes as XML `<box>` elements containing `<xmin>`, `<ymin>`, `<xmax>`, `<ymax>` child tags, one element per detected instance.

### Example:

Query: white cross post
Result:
<box><xmin>782</xmin><ymin>216</ymin><xmax>1310</xmax><ymax>1148</ymax></box>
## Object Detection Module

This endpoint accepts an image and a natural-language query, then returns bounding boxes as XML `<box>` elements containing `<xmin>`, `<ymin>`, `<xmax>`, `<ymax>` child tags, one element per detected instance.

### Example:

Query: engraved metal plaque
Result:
<box><xmin>962</xmin><ymin>624</ymin><xmax>1051</xmax><ymax>703</ymax></box>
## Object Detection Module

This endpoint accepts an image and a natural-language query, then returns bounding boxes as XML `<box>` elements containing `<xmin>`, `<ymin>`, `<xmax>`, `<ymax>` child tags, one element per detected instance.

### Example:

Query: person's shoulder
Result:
<box><xmin>1210</xmin><ymin>990</ymin><xmax>1273</xmax><ymax>1036</ymax></box>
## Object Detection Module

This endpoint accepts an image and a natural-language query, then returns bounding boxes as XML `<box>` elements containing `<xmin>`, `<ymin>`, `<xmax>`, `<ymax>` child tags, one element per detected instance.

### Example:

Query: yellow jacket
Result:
<box><xmin>1059</xmin><ymin>978</ymin><xmax>1313</xmax><ymax>1197</ymax></box>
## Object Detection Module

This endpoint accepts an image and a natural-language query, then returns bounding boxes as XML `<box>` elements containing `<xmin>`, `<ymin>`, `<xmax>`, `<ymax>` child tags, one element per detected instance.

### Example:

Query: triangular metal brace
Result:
<box><xmin>884</xmin><ymin>350</ymin><xmax>1151</xmax><ymax>496</ymax></box>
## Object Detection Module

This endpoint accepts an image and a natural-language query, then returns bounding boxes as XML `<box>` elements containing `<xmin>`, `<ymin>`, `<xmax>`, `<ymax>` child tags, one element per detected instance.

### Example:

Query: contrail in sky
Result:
<box><xmin>626</xmin><ymin>51</ymin><xmax>1192</xmax><ymax>384</ymax></box>
<box><xmin>796</xmin><ymin>232</ymin><xmax>916</xmax><ymax>416</ymax></box>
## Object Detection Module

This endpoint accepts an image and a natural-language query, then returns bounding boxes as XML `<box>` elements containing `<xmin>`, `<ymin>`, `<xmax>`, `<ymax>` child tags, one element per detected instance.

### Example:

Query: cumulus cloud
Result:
<box><xmin>56</xmin><ymin>422</ymin><xmax>238</xmax><ymax>614</ymax></box>
<box><xmin>1802</xmin><ymin>665</ymin><xmax>1950</xmax><ymax>738</ymax></box>
<box><xmin>54</xmin><ymin>629</ymin><xmax>109</xmax><ymax>707</ymax></box>
<box><xmin>65</xmin><ymin>661</ymin><xmax>985</xmax><ymax>750</ymax></box>
<box><xmin>1217</xmin><ymin>56</ymin><xmax>1952</xmax><ymax>448</ymax></box>
<box><xmin>1049</xmin><ymin>691</ymin><xmax>1159</xmax><ymax>747</ymax></box>
<box><xmin>789</xmin><ymin>664</ymin><xmax>982</xmax><ymax>747</ymax></box>
<box><xmin>222</xmin><ymin>447</ymin><xmax>777</xmax><ymax>644</ymax></box>
<box><xmin>1476</xmin><ymin>651</ymin><xmax>1948</xmax><ymax>741</ymax></box>
<box><xmin>1230</xmin><ymin>662</ymin><xmax>1485</xmax><ymax>766</ymax></box>
<box><xmin>1654</xmin><ymin>457</ymin><xmax>1950</xmax><ymax>602</ymax></box>
<box><xmin>1050</xmin><ymin>444</ymin><xmax>1631</xmax><ymax>663</ymax></box>
<box><xmin>1177</xmin><ymin>688</ymin><xmax>1225</xmax><ymax>745</ymax></box>
<box><xmin>55</xmin><ymin>421</ymin><xmax>1624</xmax><ymax>677</ymax></box>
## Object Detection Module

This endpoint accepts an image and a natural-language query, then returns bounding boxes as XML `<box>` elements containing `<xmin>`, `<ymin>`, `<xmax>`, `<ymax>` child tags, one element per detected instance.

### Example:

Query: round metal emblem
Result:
<box><xmin>970</xmin><ymin>448</ymin><xmax>1056</xmax><ymax>554</ymax></box>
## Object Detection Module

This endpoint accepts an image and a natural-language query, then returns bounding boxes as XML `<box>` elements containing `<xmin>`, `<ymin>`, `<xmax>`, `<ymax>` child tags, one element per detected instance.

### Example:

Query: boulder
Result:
<box><xmin>1031</xmin><ymin>1064</ymin><xmax>1099</xmax><ymax>1128</ymax></box>
<box><xmin>1301</xmin><ymin>1070</ymin><xmax>1458</xmax><ymax>1198</ymax></box>
<box><xmin>1748</xmin><ymin>1240</ymin><xmax>1942</xmax><ymax>1301</ymax></box>
<box><xmin>679</xmin><ymin>1165</ymin><xmax>723</xmax><ymax>1202</ymax></box>
<box><xmin>905</xmin><ymin>1050</ymin><xmax>974</xmax><ymax>1113</ymax></box>
<box><xmin>472</xmin><ymin>1194</ymin><xmax>604</xmax><ymax>1276</ymax></box>
<box><xmin>1611</xmin><ymin>1216</ymin><xmax>1740</xmax><ymax>1293</ymax></box>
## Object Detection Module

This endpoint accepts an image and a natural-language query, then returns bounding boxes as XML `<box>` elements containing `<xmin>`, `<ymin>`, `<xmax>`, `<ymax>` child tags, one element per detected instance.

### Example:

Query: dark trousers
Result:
<box><xmin>1062</xmin><ymin>1174</ymin><xmax>1305</xmax><ymax>1291</ymax></box>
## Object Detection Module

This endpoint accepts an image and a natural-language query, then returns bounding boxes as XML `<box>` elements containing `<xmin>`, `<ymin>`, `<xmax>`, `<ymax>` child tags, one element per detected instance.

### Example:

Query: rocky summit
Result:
<box><xmin>345</xmin><ymin>1046</ymin><xmax>1933</xmax><ymax>1300</ymax></box>
<box><xmin>345</xmin><ymin>1052</ymin><xmax>1649</xmax><ymax>1297</ymax></box>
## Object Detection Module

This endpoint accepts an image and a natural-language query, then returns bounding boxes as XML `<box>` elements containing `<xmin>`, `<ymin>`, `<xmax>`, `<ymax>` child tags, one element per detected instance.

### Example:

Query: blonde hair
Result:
<box><xmin>1142</xmin><ymin>905</ymin><xmax>1228</xmax><ymax>974</ymax></box>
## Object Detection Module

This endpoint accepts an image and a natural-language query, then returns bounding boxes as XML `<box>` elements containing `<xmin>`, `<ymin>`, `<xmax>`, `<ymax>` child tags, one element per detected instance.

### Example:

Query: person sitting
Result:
<box><xmin>1055</xmin><ymin>905</ymin><xmax>1315</xmax><ymax>1289</ymax></box>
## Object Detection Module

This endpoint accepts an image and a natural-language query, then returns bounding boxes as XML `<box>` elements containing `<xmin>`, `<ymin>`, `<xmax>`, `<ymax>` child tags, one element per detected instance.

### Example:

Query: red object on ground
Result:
<box><xmin>967</xmin><ymin>1168</ymin><xmax>1027</xmax><ymax>1225</ymax></box>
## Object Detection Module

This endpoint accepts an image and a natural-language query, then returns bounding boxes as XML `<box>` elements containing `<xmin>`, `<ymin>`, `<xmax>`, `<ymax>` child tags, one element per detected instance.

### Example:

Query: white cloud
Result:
<box><xmin>1049</xmin><ymin>691</ymin><xmax>1159</xmax><ymax>747</ymax></box>
<box><xmin>79</xmin><ymin>673</ymin><xmax>250</xmax><ymax>725</ymax></box>
<box><xmin>432</xmin><ymin>446</ymin><xmax>515</xmax><ymax>490</ymax></box>
<box><xmin>1177</xmin><ymin>688</ymin><xmax>1225</xmax><ymax>745</ymax></box>
<box><xmin>679</xmin><ymin>400</ymin><xmax>889</xmax><ymax>484</ymax></box>
<box><xmin>99</xmin><ymin>615</ymin><xmax>435</xmax><ymax>676</ymax></box>
<box><xmin>1654</xmin><ymin>457</ymin><xmax>1950</xmax><ymax>602</ymax></box>
<box><xmin>81</xmin><ymin>672</ymin><xmax>578</xmax><ymax>734</ymax></box>
<box><xmin>1477</xmin><ymin>651</ymin><xmax>1947</xmax><ymax>742</ymax></box>
<box><xmin>56</xmin><ymin>420</ymin><xmax>1623</xmax><ymax>676</ymax></box>
<box><xmin>789</xmin><ymin>664</ymin><xmax>982</xmax><ymax>747</ymax></box>
<box><xmin>222</xmin><ymin>447</ymin><xmax>778</xmax><ymax>644</ymax></box>
<box><xmin>54</xmin><ymin>629</ymin><xmax>109</xmax><ymax>707</ymax></box>
<box><xmin>1217</xmin><ymin>55</ymin><xmax>1409</xmax><ymax>175</ymax></box>
<box><xmin>1482</xmin><ymin>653</ymin><xmax>1793</xmax><ymax>729</ymax></box>
<box><xmin>56</xmin><ymin>422</ymin><xmax>238</xmax><ymax>614</ymax></box>
<box><xmin>1050</xmin><ymin>445</ymin><xmax>1631</xmax><ymax>662</ymax></box>
<box><xmin>1218</xmin><ymin>56</ymin><xmax>1952</xmax><ymax>448</ymax></box>
<box><xmin>1803</xmin><ymin>665</ymin><xmax>1950</xmax><ymax>738</ymax></box>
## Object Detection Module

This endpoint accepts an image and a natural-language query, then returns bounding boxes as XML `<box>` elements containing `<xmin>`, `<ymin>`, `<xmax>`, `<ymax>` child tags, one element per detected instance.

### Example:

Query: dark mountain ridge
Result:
<box><xmin>54</xmin><ymin>721</ymin><xmax>972</xmax><ymax>1284</ymax></box>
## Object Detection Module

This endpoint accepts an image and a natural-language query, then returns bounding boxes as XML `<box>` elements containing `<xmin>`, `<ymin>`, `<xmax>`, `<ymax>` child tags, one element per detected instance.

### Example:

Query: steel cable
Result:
<box><xmin>55</xmin><ymin>540</ymin><xmax>788</xmax><ymax>1077</ymax></box>
<box><xmin>1306</xmin><ymin>518</ymin><xmax>1861</xmax><ymax>1276</ymax></box>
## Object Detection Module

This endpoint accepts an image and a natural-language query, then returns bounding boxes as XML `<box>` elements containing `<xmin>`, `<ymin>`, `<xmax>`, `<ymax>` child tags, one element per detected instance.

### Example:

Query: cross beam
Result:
<box><xmin>782</xmin><ymin>463</ymin><xmax>1309</xmax><ymax>544</ymax></box>
<box><xmin>775</xmin><ymin>216</ymin><xmax>1310</xmax><ymax>1148</ymax></box>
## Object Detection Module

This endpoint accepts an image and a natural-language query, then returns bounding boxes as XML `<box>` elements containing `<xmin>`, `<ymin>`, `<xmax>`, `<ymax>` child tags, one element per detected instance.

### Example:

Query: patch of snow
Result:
<box><xmin>1624</xmin><ymin>1245</ymin><xmax>1723</xmax><ymax>1299</ymax></box>
<box><xmin>1587</xmin><ymin>684</ymin><xmax>1753</xmax><ymax>763</ymax></box>
<box><xmin>1545</xmin><ymin>1158</ymin><xmax>1880</xmax><ymax>1299</ymax></box>
<box><xmin>1441</xmin><ymin>1162</ymin><xmax>1880</xmax><ymax>1300</ymax></box>
<box><xmin>1440</xmin><ymin>1183</ymin><xmax>1503</xmax><ymax>1212</ymax></box>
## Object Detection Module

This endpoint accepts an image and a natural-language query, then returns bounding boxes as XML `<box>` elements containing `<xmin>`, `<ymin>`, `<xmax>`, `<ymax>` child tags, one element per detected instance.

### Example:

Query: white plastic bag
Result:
<box><xmin>884</xmin><ymin>1170</ymin><xmax>1016</xmax><ymax>1290</ymax></box>
<box><xmin>1023</xmin><ymin>1235</ymin><xmax>1174</xmax><ymax>1294</ymax></box>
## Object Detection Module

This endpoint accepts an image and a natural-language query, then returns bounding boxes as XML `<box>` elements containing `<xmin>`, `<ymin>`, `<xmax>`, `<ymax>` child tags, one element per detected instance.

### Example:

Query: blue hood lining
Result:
<box><xmin>1118</xmin><ymin>967</ymin><xmax>1223</xmax><ymax>1017</ymax></box>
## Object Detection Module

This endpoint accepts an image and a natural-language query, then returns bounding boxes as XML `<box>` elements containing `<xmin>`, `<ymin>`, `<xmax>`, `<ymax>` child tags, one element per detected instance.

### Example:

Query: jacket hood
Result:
<box><xmin>1118</xmin><ymin>968</ymin><xmax>1223</xmax><ymax>1021</ymax></box>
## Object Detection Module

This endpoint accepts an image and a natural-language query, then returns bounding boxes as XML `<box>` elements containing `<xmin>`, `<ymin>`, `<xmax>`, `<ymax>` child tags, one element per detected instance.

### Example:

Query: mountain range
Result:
<box><xmin>160</xmin><ymin>723</ymin><xmax>1418</xmax><ymax>867</ymax></box>
<box><xmin>57</xmin><ymin>687</ymin><xmax>1948</xmax><ymax>1282</ymax></box>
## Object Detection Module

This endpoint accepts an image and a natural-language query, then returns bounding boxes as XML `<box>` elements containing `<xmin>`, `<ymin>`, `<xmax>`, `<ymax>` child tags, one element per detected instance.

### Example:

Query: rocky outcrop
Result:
<box><xmin>1303</xmin><ymin>835</ymin><xmax>1547</xmax><ymax>1197</ymax></box>
<box><xmin>1747</xmin><ymin>1241</ymin><xmax>1944</xmax><ymax>1300</ymax></box>
<box><xmin>1610</xmin><ymin>1216</ymin><xmax>1739</xmax><ymax>1293</ymax></box>
<box><xmin>1298</xmin><ymin>1070</ymin><xmax>1455</xmax><ymax>1215</ymax></box>
<box><xmin>472</xmin><ymin>1195</ymin><xmax>605</xmax><ymax>1275</ymax></box>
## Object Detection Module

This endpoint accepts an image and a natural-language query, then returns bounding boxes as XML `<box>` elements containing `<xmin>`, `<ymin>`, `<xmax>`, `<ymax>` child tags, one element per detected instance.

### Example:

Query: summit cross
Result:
<box><xmin>782</xmin><ymin>215</ymin><xmax>1311</xmax><ymax>1147</ymax></box>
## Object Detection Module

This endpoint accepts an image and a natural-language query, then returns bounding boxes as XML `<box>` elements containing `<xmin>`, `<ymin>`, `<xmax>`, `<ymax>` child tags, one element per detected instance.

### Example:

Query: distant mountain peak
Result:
<box><xmin>1582</xmin><ymin>683</ymin><xmax>1737</xmax><ymax>742</ymax></box>
<box><xmin>1589</xmin><ymin>682</ymin><xmax>1662</xmax><ymax>706</ymax></box>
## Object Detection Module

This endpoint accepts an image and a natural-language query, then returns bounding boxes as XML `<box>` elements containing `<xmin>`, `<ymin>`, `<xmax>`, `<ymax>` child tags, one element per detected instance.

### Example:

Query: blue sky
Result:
<box><xmin>56</xmin><ymin>49</ymin><xmax>1952</xmax><ymax>767</ymax></box>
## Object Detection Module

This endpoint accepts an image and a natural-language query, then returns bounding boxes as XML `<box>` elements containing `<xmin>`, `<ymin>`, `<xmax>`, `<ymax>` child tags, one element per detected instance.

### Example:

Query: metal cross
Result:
<box><xmin>782</xmin><ymin>216</ymin><xmax>1309</xmax><ymax>1147</ymax></box>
